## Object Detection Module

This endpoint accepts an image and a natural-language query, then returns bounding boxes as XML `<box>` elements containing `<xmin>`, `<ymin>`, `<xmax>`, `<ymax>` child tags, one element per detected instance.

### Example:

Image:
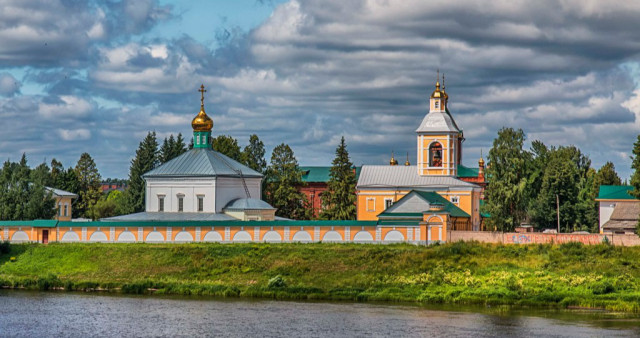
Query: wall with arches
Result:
<box><xmin>0</xmin><ymin>220</ymin><xmax>446</xmax><ymax>244</ymax></box>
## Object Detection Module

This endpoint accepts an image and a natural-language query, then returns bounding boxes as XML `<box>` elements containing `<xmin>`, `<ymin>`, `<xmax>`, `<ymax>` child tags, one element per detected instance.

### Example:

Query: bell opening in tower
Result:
<box><xmin>429</xmin><ymin>142</ymin><xmax>443</xmax><ymax>167</ymax></box>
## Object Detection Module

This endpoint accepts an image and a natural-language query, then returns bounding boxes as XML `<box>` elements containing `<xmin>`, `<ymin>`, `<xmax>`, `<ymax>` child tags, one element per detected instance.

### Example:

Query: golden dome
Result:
<box><xmin>191</xmin><ymin>84</ymin><xmax>213</xmax><ymax>132</ymax></box>
<box><xmin>191</xmin><ymin>107</ymin><xmax>213</xmax><ymax>132</ymax></box>
<box><xmin>430</xmin><ymin>80</ymin><xmax>443</xmax><ymax>99</ymax></box>
<box><xmin>479</xmin><ymin>157</ymin><xmax>485</xmax><ymax>166</ymax></box>
<box><xmin>390</xmin><ymin>151</ymin><xmax>399</xmax><ymax>166</ymax></box>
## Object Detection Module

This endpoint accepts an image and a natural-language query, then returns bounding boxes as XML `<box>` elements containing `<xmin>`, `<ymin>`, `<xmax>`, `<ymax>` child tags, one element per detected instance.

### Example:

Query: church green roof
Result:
<box><xmin>378</xmin><ymin>190</ymin><xmax>470</xmax><ymax>218</ymax></box>
<box><xmin>457</xmin><ymin>164</ymin><xmax>480</xmax><ymax>178</ymax></box>
<box><xmin>300</xmin><ymin>166</ymin><xmax>361</xmax><ymax>183</ymax></box>
<box><xmin>144</xmin><ymin>148</ymin><xmax>262</xmax><ymax>178</ymax></box>
<box><xmin>597</xmin><ymin>185</ymin><xmax>637</xmax><ymax>200</ymax></box>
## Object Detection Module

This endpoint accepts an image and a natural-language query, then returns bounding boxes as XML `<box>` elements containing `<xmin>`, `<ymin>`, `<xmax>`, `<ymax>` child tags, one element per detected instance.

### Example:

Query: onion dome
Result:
<box><xmin>390</xmin><ymin>151</ymin><xmax>399</xmax><ymax>166</ymax></box>
<box><xmin>479</xmin><ymin>157</ymin><xmax>485</xmax><ymax>167</ymax></box>
<box><xmin>191</xmin><ymin>84</ymin><xmax>213</xmax><ymax>132</ymax></box>
<box><xmin>430</xmin><ymin>69</ymin><xmax>445</xmax><ymax>99</ymax></box>
<box><xmin>405</xmin><ymin>152</ymin><xmax>411</xmax><ymax>166</ymax></box>
<box><xmin>430</xmin><ymin>80</ymin><xmax>443</xmax><ymax>99</ymax></box>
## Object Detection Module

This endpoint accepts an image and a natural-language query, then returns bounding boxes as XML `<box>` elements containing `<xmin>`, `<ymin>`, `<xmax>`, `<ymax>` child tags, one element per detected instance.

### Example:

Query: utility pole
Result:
<box><xmin>556</xmin><ymin>194</ymin><xmax>560</xmax><ymax>233</ymax></box>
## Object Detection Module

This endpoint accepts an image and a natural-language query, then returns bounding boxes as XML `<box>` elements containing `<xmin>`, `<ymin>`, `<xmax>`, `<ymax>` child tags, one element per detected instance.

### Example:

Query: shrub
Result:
<box><xmin>268</xmin><ymin>275</ymin><xmax>287</xmax><ymax>289</ymax></box>
<box><xmin>0</xmin><ymin>241</ymin><xmax>10</xmax><ymax>254</ymax></box>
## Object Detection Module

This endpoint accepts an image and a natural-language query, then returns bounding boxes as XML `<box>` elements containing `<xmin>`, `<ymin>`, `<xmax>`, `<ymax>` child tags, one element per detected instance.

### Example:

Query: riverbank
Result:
<box><xmin>1</xmin><ymin>242</ymin><xmax>640</xmax><ymax>312</ymax></box>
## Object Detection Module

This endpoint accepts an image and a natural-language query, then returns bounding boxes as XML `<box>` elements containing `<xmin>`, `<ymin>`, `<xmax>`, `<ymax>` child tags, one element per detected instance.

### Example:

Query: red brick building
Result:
<box><xmin>298</xmin><ymin>166</ymin><xmax>361</xmax><ymax>218</ymax></box>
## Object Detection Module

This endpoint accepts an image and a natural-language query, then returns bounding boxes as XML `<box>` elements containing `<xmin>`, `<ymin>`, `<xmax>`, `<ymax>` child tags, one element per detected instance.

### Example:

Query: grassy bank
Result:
<box><xmin>1</xmin><ymin>241</ymin><xmax>640</xmax><ymax>312</ymax></box>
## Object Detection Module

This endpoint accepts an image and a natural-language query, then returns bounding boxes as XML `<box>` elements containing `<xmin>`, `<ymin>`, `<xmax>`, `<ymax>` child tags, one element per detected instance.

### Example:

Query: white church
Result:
<box><xmin>106</xmin><ymin>85</ymin><xmax>277</xmax><ymax>222</ymax></box>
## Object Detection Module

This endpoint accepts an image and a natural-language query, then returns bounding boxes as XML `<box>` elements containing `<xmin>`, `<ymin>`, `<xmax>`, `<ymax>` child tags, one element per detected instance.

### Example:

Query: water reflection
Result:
<box><xmin>0</xmin><ymin>291</ymin><xmax>639</xmax><ymax>337</ymax></box>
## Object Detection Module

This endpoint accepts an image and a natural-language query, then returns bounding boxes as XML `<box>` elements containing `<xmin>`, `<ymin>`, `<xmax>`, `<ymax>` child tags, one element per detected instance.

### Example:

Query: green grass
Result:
<box><xmin>2</xmin><ymin>241</ymin><xmax>640</xmax><ymax>312</ymax></box>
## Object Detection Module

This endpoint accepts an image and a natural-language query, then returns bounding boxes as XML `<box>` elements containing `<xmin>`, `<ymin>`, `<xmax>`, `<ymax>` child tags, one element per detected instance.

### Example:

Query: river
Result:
<box><xmin>0</xmin><ymin>290</ymin><xmax>639</xmax><ymax>337</ymax></box>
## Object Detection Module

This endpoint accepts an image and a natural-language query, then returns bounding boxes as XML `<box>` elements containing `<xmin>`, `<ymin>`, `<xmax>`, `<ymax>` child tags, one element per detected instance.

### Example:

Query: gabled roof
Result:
<box><xmin>144</xmin><ymin>148</ymin><xmax>262</xmax><ymax>178</ymax></box>
<box><xmin>602</xmin><ymin>202</ymin><xmax>640</xmax><ymax>230</ymax></box>
<box><xmin>45</xmin><ymin>187</ymin><xmax>77</xmax><ymax>198</ymax></box>
<box><xmin>300</xmin><ymin>166</ymin><xmax>361</xmax><ymax>183</ymax></box>
<box><xmin>378</xmin><ymin>190</ymin><xmax>470</xmax><ymax>218</ymax></box>
<box><xmin>416</xmin><ymin>108</ymin><xmax>461</xmax><ymax>133</ymax></box>
<box><xmin>357</xmin><ymin>165</ymin><xmax>479</xmax><ymax>189</ymax></box>
<box><xmin>597</xmin><ymin>185</ymin><xmax>637</xmax><ymax>200</ymax></box>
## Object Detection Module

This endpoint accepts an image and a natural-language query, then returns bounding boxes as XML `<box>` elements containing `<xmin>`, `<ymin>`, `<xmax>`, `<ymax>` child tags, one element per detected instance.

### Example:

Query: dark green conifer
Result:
<box><xmin>320</xmin><ymin>137</ymin><xmax>357</xmax><ymax>220</ymax></box>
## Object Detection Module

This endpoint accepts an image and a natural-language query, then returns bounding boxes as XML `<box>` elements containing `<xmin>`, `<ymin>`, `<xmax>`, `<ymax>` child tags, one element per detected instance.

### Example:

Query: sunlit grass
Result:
<box><xmin>1</xmin><ymin>241</ymin><xmax>640</xmax><ymax>312</ymax></box>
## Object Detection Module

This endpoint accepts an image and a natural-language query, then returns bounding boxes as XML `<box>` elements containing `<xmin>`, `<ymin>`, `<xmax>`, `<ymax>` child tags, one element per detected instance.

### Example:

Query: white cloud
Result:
<box><xmin>57</xmin><ymin>128</ymin><xmax>91</xmax><ymax>141</ymax></box>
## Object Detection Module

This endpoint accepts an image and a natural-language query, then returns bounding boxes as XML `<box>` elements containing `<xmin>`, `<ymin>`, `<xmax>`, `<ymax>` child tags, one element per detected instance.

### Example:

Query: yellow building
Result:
<box><xmin>46</xmin><ymin>187</ymin><xmax>77</xmax><ymax>222</ymax></box>
<box><xmin>356</xmin><ymin>75</ymin><xmax>483</xmax><ymax>231</ymax></box>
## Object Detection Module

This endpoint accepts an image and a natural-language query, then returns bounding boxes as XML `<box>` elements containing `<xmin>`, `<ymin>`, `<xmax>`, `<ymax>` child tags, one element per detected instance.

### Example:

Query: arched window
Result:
<box><xmin>429</xmin><ymin>142</ymin><xmax>443</xmax><ymax>167</ymax></box>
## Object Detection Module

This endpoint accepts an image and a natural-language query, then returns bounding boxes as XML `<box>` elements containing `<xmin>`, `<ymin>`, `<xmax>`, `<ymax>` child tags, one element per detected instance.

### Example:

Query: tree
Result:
<box><xmin>241</xmin><ymin>134</ymin><xmax>267</xmax><ymax>173</ymax></box>
<box><xmin>529</xmin><ymin>146</ymin><xmax>595</xmax><ymax>232</ymax></box>
<box><xmin>124</xmin><ymin>132</ymin><xmax>158</xmax><ymax>213</ymax></box>
<box><xmin>88</xmin><ymin>190</ymin><xmax>127</xmax><ymax>220</ymax></box>
<box><xmin>320</xmin><ymin>137</ymin><xmax>357</xmax><ymax>220</ymax></box>
<box><xmin>630</xmin><ymin>135</ymin><xmax>640</xmax><ymax>233</ymax></box>
<box><xmin>595</xmin><ymin>162</ymin><xmax>622</xmax><ymax>187</ymax></box>
<box><xmin>159</xmin><ymin>133</ymin><xmax>187</xmax><ymax>164</ymax></box>
<box><xmin>74</xmin><ymin>153</ymin><xmax>102</xmax><ymax>218</ymax></box>
<box><xmin>484</xmin><ymin>128</ymin><xmax>530</xmax><ymax>231</ymax></box>
<box><xmin>212</xmin><ymin>135</ymin><xmax>242</xmax><ymax>161</ymax></box>
<box><xmin>264</xmin><ymin>143</ymin><xmax>312</xmax><ymax>220</ymax></box>
<box><xmin>0</xmin><ymin>155</ymin><xmax>55</xmax><ymax>220</ymax></box>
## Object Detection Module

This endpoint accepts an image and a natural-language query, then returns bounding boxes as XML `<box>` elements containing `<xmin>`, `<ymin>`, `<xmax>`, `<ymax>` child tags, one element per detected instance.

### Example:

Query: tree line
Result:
<box><xmin>483</xmin><ymin>127</ymin><xmax>639</xmax><ymax>233</ymax></box>
<box><xmin>0</xmin><ymin>131</ymin><xmax>357</xmax><ymax>221</ymax></box>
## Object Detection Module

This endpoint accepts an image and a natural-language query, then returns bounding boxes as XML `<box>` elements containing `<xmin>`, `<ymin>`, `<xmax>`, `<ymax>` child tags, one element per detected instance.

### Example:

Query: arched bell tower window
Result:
<box><xmin>429</xmin><ymin>142</ymin><xmax>443</xmax><ymax>167</ymax></box>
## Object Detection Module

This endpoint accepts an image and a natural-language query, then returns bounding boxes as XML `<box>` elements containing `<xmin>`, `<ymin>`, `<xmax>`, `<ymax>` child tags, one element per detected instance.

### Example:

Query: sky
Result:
<box><xmin>1</xmin><ymin>0</ymin><xmax>639</xmax><ymax>180</ymax></box>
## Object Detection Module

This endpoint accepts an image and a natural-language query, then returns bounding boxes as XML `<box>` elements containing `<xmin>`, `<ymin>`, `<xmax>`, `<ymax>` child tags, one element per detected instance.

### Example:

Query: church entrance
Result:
<box><xmin>42</xmin><ymin>230</ymin><xmax>49</xmax><ymax>244</ymax></box>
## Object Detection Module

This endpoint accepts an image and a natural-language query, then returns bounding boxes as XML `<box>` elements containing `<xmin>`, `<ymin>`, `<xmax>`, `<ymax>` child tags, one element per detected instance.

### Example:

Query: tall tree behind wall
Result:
<box><xmin>159</xmin><ymin>133</ymin><xmax>187</xmax><ymax>164</ymax></box>
<box><xmin>265</xmin><ymin>143</ymin><xmax>312</xmax><ymax>220</ymax></box>
<box><xmin>0</xmin><ymin>155</ymin><xmax>55</xmax><ymax>220</ymax></box>
<box><xmin>74</xmin><ymin>153</ymin><xmax>102</xmax><ymax>218</ymax></box>
<box><xmin>212</xmin><ymin>135</ymin><xmax>242</xmax><ymax>162</ymax></box>
<box><xmin>629</xmin><ymin>135</ymin><xmax>640</xmax><ymax>233</ymax></box>
<box><xmin>320</xmin><ymin>136</ymin><xmax>357</xmax><ymax>220</ymax></box>
<box><xmin>124</xmin><ymin>132</ymin><xmax>158</xmax><ymax>213</ymax></box>
<box><xmin>484</xmin><ymin>128</ymin><xmax>530</xmax><ymax>232</ymax></box>
<box><xmin>241</xmin><ymin>134</ymin><xmax>267</xmax><ymax>174</ymax></box>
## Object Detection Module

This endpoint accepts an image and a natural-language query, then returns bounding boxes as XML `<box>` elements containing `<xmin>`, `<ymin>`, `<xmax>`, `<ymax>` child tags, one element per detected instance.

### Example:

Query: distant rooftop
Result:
<box><xmin>597</xmin><ymin>185</ymin><xmax>637</xmax><ymax>200</ymax></box>
<box><xmin>299</xmin><ymin>166</ymin><xmax>361</xmax><ymax>183</ymax></box>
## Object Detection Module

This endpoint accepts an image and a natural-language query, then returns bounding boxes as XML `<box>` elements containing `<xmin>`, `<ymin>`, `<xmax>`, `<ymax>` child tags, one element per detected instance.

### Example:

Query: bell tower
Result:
<box><xmin>416</xmin><ymin>72</ymin><xmax>463</xmax><ymax>176</ymax></box>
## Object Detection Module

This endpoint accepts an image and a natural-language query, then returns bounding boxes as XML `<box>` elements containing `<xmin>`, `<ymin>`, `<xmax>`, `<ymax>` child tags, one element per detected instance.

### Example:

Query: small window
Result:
<box><xmin>366</xmin><ymin>198</ymin><xmax>376</xmax><ymax>212</ymax></box>
<box><xmin>384</xmin><ymin>198</ymin><xmax>394</xmax><ymax>210</ymax></box>
<box><xmin>450</xmin><ymin>196</ymin><xmax>459</xmax><ymax>205</ymax></box>
<box><xmin>158</xmin><ymin>196</ymin><xmax>165</xmax><ymax>212</ymax></box>
<box><xmin>64</xmin><ymin>204</ymin><xmax>68</xmax><ymax>217</ymax></box>
<box><xmin>58</xmin><ymin>203</ymin><xmax>62</xmax><ymax>216</ymax></box>
<box><xmin>177</xmin><ymin>195</ymin><xmax>184</xmax><ymax>212</ymax></box>
<box><xmin>197</xmin><ymin>196</ymin><xmax>204</xmax><ymax>212</ymax></box>
<box><xmin>434</xmin><ymin>100</ymin><xmax>440</xmax><ymax>109</ymax></box>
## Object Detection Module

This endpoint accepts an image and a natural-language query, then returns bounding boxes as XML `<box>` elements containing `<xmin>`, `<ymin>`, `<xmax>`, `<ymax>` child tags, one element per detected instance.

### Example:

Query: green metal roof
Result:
<box><xmin>300</xmin><ymin>166</ymin><xmax>361</xmax><ymax>183</ymax></box>
<box><xmin>0</xmin><ymin>220</ymin><xmax>58</xmax><ymax>227</ymax></box>
<box><xmin>597</xmin><ymin>185</ymin><xmax>637</xmax><ymax>200</ymax></box>
<box><xmin>457</xmin><ymin>164</ymin><xmax>480</xmax><ymax>178</ymax></box>
<box><xmin>377</xmin><ymin>190</ymin><xmax>470</xmax><ymax>218</ymax></box>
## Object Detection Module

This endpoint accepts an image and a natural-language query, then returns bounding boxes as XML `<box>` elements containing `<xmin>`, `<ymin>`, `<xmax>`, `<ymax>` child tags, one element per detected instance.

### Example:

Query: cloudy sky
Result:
<box><xmin>1</xmin><ymin>0</ymin><xmax>639</xmax><ymax>179</ymax></box>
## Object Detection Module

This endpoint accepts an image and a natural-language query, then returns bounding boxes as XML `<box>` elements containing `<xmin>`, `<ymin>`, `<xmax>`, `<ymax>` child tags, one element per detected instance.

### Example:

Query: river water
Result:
<box><xmin>1</xmin><ymin>290</ymin><xmax>639</xmax><ymax>337</ymax></box>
